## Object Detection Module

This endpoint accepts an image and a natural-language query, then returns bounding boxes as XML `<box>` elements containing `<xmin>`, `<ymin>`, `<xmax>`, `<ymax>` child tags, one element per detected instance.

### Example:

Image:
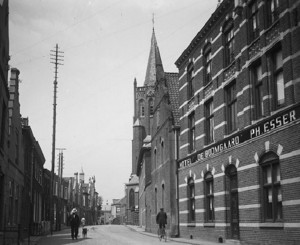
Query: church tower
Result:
<box><xmin>131</xmin><ymin>29</ymin><xmax>163</xmax><ymax>175</ymax></box>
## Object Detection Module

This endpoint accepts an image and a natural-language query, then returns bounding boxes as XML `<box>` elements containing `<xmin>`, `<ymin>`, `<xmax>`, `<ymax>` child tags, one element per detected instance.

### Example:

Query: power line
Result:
<box><xmin>11</xmin><ymin>0</ymin><xmax>124</xmax><ymax>57</ymax></box>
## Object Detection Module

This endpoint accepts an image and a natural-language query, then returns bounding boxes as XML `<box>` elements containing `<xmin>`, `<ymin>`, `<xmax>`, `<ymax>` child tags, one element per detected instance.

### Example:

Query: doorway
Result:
<box><xmin>226</xmin><ymin>165</ymin><xmax>239</xmax><ymax>239</ymax></box>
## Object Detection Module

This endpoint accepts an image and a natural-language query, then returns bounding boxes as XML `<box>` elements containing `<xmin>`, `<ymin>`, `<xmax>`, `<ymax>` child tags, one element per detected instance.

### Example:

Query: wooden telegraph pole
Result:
<box><xmin>50</xmin><ymin>44</ymin><xmax>63</xmax><ymax>234</ymax></box>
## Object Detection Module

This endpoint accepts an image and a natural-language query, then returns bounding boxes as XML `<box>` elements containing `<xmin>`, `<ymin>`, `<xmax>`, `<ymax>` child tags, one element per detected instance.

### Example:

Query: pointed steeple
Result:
<box><xmin>144</xmin><ymin>29</ymin><xmax>164</xmax><ymax>86</ymax></box>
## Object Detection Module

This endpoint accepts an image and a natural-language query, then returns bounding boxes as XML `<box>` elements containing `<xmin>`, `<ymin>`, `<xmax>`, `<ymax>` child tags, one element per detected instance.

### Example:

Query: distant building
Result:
<box><xmin>125</xmin><ymin>175</ymin><xmax>139</xmax><ymax>225</ymax></box>
<box><xmin>175</xmin><ymin>0</ymin><xmax>300</xmax><ymax>244</ymax></box>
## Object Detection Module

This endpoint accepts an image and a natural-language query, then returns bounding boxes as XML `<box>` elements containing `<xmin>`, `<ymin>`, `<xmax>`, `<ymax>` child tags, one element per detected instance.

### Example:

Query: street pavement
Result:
<box><xmin>32</xmin><ymin>225</ymin><xmax>223</xmax><ymax>245</ymax></box>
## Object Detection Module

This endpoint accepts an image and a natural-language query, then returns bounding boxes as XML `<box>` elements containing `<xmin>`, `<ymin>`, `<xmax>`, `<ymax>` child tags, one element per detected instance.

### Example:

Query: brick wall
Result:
<box><xmin>176</xmin><ymin>0</ymin><xmax>300</xmax><ymax>244</ymax></box>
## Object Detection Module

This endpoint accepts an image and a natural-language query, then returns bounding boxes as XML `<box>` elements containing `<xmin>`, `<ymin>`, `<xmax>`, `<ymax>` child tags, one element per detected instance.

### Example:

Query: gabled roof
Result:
<box><xmin>165</xmin><ymin>72</ymin><xmax>180</xmax><ymax>127</ymax></box>
<box><xmin>144</xmin><ymin>29</ymin><xmax>164</xmax><ymax>87</ymax></box>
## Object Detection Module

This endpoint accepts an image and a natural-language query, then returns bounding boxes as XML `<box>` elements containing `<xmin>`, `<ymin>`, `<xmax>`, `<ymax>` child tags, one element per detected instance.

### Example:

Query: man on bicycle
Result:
<box><xmin>156</xmin><ymin>208</ymin><xmax>167</xmax><ymax>237</ymax></box>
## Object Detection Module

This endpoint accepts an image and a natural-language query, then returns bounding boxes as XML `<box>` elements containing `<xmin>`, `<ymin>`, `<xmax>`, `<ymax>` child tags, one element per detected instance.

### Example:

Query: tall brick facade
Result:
<box><xmin>0</xmin><ymin>0</ymin><xmax>10</xmax><ymax>230</ymax></box>
<box><xmin>175</xmin><ymin>0</ymin><xmax>300</xmax><ymax>244</ymax></box>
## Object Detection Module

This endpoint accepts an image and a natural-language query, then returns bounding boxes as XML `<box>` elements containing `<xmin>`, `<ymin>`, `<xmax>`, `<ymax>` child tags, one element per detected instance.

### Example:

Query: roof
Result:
<box><xmin>144</xmin><ymin>29</ymin><xmax>164</xmax><ymax>86</ymax></box>
<box><xmin>165</xmin><ymin>72</ymin><xmax>180</xmax><ymax>127</ymax></box>
<box><xmin>126</xmin><ymin>174</ymin><xmax>139</xmax><ymax>186</ymax></box>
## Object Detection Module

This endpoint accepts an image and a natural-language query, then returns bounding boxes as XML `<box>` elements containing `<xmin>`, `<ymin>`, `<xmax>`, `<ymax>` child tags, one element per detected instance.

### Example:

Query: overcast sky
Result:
<box><xmin>9</xmin><ymin>0</ymin><xmax>217</xmax><ymax>204</ymax></box>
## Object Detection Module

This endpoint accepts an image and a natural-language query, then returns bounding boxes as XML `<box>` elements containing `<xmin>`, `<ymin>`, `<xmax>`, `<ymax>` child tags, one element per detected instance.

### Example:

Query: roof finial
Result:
<box><xmin>152</xmin><ymin>13</ymin><xmax>155</xmax><ymax>31</ymax></box>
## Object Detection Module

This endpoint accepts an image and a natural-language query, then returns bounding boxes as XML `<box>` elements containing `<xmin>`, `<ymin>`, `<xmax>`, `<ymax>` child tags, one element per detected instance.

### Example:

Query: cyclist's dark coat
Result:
<box><xmin>156</xmin><ymin>210</ymin><xmax>167</xmax><ymax>225</ymax></box>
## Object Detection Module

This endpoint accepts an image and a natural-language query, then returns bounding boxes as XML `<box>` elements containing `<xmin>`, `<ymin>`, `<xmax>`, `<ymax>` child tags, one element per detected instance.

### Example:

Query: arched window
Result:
<box><xmin>149</xmin><ymin>98</ymin><xmax>154</xmax><ymax>116</ymax></box>
<box><xmin>129</xmin><ymin>189</ymin><xmax>135</xmax><ymax>211</ymax></box>
<box><xmin>260</xmin><ymin>152</ymin><xmax>282</xmax><ymax>221</ymax></box>
<box><xmin>205</xmin><ymin>172</ymin><xmax>214</xmax><ymax>222</ymax></box>
<box><xmin>161</xmin><ymin>141</ymin><xmax>164</xmax><ymax>165</ymax></box>
<box><xmin>139</xmin><ymin>99</ymin><xmax>145</xmax><ymax>117</ymax></box>
<box><xmin>187</xmin><ymin>178</ymin><xmax>195</xmax><ymax>222</ymax></box>
<box><xmin>225</xmin><ymin>164</ymin><xmax>239</xmax><ymax>238</ymax></box>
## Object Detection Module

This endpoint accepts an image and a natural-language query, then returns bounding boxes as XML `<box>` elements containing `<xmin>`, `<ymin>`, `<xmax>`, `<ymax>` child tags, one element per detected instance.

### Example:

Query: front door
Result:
<box><xmin>227</xmin><ymin>165</ymin><xmax>240</xmax><ymax>239</ymax></box>
<box><xmin>230</xmin><ymin>188</ymin><xmax>239</xmax><ymax>239</ymax></box>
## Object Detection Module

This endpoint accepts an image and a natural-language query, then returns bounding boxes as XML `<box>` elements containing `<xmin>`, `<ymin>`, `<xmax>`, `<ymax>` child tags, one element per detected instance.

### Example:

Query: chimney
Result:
<box><xmin>21</xmin><ymin>117</ymin><xmax>29</xmax><ymax>126</ymax></box>
<box><xmin>74</xmin><ymin>172</ymin><xmax>78</xmax><ymax>183</ymax></box>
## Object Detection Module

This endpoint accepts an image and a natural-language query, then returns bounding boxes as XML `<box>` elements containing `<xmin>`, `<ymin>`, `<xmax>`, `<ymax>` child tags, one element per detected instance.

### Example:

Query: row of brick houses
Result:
<box><xmin>0</xmin><ymin>1</ymin><xmax>101</xmax><ymax>243</ymax></box>
<box><xmin>130</xmin><ymin>0</ymin><xmax>300</xmax><ymax>244</ymax></box>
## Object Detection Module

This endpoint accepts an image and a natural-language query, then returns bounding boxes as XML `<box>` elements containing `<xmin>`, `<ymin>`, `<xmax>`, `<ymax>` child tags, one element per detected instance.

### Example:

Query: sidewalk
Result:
<box><xmin>125</xmin><ymin>225</ymin><xmax>223</xmax><ymax>245</ymax></box>
<box><xmin>26</xmin><ymin>225</ymin><xmax>69</xmax><ymax>245</ymax></box>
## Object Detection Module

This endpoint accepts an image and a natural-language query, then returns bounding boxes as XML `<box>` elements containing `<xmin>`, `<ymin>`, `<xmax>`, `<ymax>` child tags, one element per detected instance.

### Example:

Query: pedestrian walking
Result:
<box><xmin>70</xmin><ymin>208</ymin><xmax>80</xmax><ymax>240</ymax></box>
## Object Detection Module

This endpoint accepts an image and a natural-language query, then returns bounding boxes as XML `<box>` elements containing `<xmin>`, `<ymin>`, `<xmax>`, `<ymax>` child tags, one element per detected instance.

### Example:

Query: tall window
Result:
<box><xmin>251</xmin><ymin>62</ymin><xmax>264</xmax><ymax>119</ymax></box>
<box><xmin>154</xmin><ymin>148</ymin><xmax>157</xmax><ymax>169</ymax></box>
<box><xmin>139</xmin><ymin>100</ymin><xmax>145</xmax><ymax>117</ymax></box>
<box><xmin>15</xmin><ymin>130</ymin><xmax>19</xmax><ymax>165</ymax></box>
<box><xmin>224</xmin><ymin>20</ymin><xmax>235</xmax><ymax>66</ymax></box>
<box><xmin>205</xmin><ymin>100</ymin><xmax>214</xmax><ymax>144</ymax></box>
<box><xmin>162</xmin><ymin>184</ymin><xmax>165</xmax><ymax>209</ymax></box>
<box><xmin>204</xmin><ymin>43</ymin><xmax>212</xmax><ymax>85</ymax></box>
<box><xmin>149</xmin><ymin>98</ymin><xmax>154</xmax><ymax>116</ymax></box>
<box><xmin>267</xmin><ymin>0</ymin><xmax>280</xmax><ymax>26</ymax></box>
<box><xmin>260</xmin><ymin>152</ymin><xmax>282</xmax><ymax>222</ymax></box>
<box><xmin>161</xmin><ymin>141</ymin><xmax>164</xmax><ymax>165</ymax></box>
<box><xmin>205</xmin><ymin>172</ymin><xmax>214</xmax><ymax>222</ymax></box>
<box><xmin>155</xmin><ymin>188</ymin><xmax>158</xmax><ymax>214</ymax></box>
<box><xmin>129</xmin><ymin>189</ymin><xmax>135</xmax><ymax>211</ymax></box>
<box><xmin>271</xmin><ymin>48</ymin><xmax>284</xmax><ymax>108</ymax></box>
<box><xmin>0</xmin><ymin>102</ymin><xmax>7</xmax><ymax>149</ymax></box>
<box><xmin>188</xmin><ymin>178</ymin><xmax>195</xmax><ymax>222</ymax></box>
<box><xmin>187</xmin><ymin>63</ymin><xmax>195</xmax><ymax>100</ymax></box>
<box><xmin>8</xmin><ymin>181</ymin><xmax>13</xmax><ymax>225</ymax></box>
<box><xmin>249</xmin><ymin>0</ymin><xmax>259</xmax><ymax>40</ymax></box>
<box><xmin>14</xmin><ymin>185</ymin><xmax>19</xmax><ymax>224</ymax></box>
<box><xmin>226</xmin><ymin>82</ymin><xmax>237</xmax><ymax>133</ymax></box>
<box><xmin>188</xmin><ymin>113</ymin><xmax>195</xmax><ymax>153</ymax></box>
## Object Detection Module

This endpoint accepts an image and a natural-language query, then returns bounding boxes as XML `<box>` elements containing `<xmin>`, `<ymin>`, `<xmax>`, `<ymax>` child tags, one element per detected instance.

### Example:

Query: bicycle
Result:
<box><xmin>157</xmin><ymin>227</ymin><xmax>167</xmax><ymax>242</ymax></box>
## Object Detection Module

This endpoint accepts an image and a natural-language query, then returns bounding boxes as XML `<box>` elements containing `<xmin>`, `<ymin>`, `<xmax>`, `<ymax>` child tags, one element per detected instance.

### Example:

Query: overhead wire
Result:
<box><xmin>11</xmin><ymin>0</ymin><xmax>125</xmax><ymax>57</ymax></box>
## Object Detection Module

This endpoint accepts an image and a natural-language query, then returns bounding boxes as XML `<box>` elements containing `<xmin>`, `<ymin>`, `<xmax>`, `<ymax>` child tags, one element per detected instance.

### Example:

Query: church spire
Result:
<box><xmin>144</xmin><ymin>28</ymin><xmax>164</xmax><ymax>87</ymax></box>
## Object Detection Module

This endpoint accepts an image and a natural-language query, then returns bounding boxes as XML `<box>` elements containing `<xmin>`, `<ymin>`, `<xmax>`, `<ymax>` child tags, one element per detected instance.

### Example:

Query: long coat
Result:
<box><xmin>70</xmin><ymin>213</ymin><xmax>80</xmax><ymax>227</ymax></box>
<box><xmin>156</xmin><ymin>211</ymin><xmax>167</xmax><ymax>225</ymax></box>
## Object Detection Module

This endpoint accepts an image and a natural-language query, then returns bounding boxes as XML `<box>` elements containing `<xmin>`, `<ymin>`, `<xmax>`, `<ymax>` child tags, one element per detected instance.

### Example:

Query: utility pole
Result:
<box><xmin>50</xmin><ymin>44</ymin><xmax>63</xmax><ymax>234</ymax></box>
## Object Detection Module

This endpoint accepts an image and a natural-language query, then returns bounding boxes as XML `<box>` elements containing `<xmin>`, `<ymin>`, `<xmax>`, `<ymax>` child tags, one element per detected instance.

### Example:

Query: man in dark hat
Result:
<box><xmin>156</xmin><ymin>208</ymin><xmax>167</xmax><ymax>233</ymax></box>
<box><xmin>70</xmin><ymin>208</ymin><xmax>80</xmax><ymax>240</ymax></box>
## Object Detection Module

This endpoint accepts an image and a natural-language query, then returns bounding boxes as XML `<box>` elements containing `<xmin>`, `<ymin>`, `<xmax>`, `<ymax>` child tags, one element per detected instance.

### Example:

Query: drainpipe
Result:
<box><xmin>173</xmin><ymin>126</ymin><xmax>180</xmax><ymax>237</ymax></box>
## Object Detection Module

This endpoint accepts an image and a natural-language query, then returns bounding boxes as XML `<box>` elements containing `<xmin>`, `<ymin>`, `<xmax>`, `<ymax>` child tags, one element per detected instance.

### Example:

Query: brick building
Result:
<box><xmin>0</xmin><ymin>0</ymin><xmax>10</xmax><ymax>230</ymax></box>
<box><xmin>22</xmin><ymin>117</ymin><xmax>46</xmax><ymax>235</ymax></box>
<box><xmin>6</xmin><ymin>68</ymin><xmax>24</xmax><ymax>229</ymax></box>
<box><xmin>175</xmin><ymin>0</ymin><xmax>300</xmax><ymax>244</ymax></box>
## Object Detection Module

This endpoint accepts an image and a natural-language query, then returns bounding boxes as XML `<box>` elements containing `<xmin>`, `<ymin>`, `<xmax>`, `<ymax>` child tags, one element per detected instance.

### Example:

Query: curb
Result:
<box><xmin>125</xmin><ymin>225</ymin><xmax>217</xmax><ymax>245</ymax></box>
